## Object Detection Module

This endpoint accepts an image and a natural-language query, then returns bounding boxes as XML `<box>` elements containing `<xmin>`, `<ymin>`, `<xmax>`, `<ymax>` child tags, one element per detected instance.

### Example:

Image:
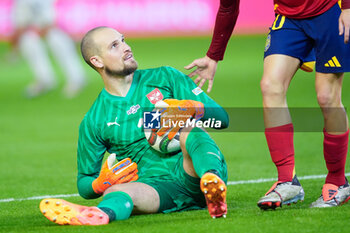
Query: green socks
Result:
<box><xmin>97</xmin><ymin>191</ymin><xmax>133</xmax><ymax>222</ymax></box>
<box><xmin>185</xmin><ymin>127</ymin><xmax>227</xmax><ymax>182</ymax></box>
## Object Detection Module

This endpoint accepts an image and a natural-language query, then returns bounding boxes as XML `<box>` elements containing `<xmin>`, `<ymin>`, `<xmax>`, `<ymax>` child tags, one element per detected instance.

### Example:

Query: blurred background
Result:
<box><xmin>0</xmin><ymin>0</ymin><xmax>273</xmax><ymax>39</ymax></box>
<box><xmin>0</xmin><ymin>0</ymin><xmax>274</xmax><ymax>99</ymax></box>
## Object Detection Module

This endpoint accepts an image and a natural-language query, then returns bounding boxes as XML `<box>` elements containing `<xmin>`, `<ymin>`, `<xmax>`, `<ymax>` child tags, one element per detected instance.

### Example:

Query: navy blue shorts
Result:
<box><xmin>264</xmin><ymin>3</ymin><xmax>350</xmax><ymax>73</ymax></box>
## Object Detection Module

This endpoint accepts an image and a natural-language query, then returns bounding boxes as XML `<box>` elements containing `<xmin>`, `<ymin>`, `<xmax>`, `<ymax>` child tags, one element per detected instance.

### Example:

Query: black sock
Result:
<box><xmin>99</xmin><ymin>207</ymin><xmax>116</xmax><ymax>222</ymax></box>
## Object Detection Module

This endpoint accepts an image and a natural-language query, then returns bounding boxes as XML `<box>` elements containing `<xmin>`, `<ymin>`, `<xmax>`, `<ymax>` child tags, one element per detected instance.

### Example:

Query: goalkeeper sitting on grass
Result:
<box><xmin>39</xmin><ymin>27</ymin><xmax>230</xmax><ymax>225</ymax></box>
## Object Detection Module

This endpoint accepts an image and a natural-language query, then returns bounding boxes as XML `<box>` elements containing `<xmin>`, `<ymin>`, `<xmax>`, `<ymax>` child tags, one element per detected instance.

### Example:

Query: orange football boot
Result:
<box><xmin>39</xmin><ymin>198</ymin><xmax>109</xmax><ymax>225</ymax></box>
<box><xmin>200</xmin><ymin>173</ymin><xmax>227</xmax><ymax>218</ymax></box>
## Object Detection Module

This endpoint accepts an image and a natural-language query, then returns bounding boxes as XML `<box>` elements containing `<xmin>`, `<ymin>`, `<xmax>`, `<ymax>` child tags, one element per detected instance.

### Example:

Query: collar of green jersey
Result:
<box><xmin>101</xmin><ymin>71</ymin><xmax>140</xmax><ymax>101</ymax></box>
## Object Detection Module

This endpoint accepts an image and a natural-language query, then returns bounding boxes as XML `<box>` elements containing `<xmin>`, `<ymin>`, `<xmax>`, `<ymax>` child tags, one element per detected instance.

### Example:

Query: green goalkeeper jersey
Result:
<box><xmin>77</xmin><ymin>66</ymin><xmax>228</xmax><ymax>199</ymax></box>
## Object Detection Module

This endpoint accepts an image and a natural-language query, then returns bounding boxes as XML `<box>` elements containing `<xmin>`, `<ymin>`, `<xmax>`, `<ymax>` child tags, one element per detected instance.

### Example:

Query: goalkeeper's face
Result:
<box><xmin>95</xmin><ymin>28</ymin><xmax>138</xmax><ymax>76</ymax></box>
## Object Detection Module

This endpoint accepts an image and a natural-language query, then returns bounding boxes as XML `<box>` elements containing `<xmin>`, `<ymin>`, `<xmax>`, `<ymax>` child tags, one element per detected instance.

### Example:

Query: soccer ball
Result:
<box><xmin>144</xmin><ymin>129</ymin><xmax>181</xmax><ymax>154</ymax></box>
<box><xmin>144</xmin><ymin>100</ymin><xmax>181</xmax><ymax>154</ymax></box>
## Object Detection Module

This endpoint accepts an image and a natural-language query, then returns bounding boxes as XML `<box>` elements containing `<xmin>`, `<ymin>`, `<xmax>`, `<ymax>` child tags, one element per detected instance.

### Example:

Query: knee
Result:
<box><xmin>317</xmin><ymin>92</ymin><xmax>331</xmax><ymax>107</ymax></box>
<box><xmin>317</xmin><ymin>91</ymin><xmax>340</xmax><ymax>108</ymax></box>
<box><xmin>260</xmin><ymin>75</ymin><xmax>287</xmax><ymax>100</ymax></box>
<box><xmin>104</xmin><ymin>184</ymin><xmax>123</xmax><ymax>196</ymax></box>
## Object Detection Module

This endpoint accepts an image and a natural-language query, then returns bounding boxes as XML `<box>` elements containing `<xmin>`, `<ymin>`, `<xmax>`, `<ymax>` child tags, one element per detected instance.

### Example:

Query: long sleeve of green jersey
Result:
<box><xmin>162</xmin><ymin>66</ymin><xmax>229</xmax><ymax>128</ymax></box>
<box><xmin>77</xmin><ymin>116</ymin><xmax>107</xmax><ymax>199</ymax></box>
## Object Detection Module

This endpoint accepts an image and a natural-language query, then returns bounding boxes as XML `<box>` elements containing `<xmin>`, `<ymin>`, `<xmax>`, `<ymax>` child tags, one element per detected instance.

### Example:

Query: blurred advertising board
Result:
<box><xmin>0</xmin><ymin>0</ymin><xmax>274</xmax><ymax>39</ymax></box>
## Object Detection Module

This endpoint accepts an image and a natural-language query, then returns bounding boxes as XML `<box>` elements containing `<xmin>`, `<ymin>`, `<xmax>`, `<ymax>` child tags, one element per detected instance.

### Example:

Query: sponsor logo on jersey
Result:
<box><xmin>107</xmin><ymin>117</ymin><xmax>120</xmax><ymax>127</ymax></box>
<box><xmin>146</xmin><ymin>88</ymin><xmax>163</xmax><ymax>104</ymax></box>
<box><xmin>264</xmin><ymin>34</ymin><xmax>271</xmax><ymax>52</ymax></box>
<box><xmin>127</xmin><ymin>104</ymin><xmax>140</xmax><ymax>115</ymax></box>
<box><xmin>324</xmin><ymin>56</ymin><xmax>341</xmax><ymax>68</ymax></box>
<box><xmin>192</xmin><ymin>87</ymin><xmax>203</xmax><ymax>96</ymax></box>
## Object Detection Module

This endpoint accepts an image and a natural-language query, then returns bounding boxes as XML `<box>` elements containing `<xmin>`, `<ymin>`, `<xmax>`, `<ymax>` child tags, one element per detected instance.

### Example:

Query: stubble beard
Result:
<box><xmin>105</xmin><ymin>60</ymin><xmax>138</xmax><ymax>77</ymax></box>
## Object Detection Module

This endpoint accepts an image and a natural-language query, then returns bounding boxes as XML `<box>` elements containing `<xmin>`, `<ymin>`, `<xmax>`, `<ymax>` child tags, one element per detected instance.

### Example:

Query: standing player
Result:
<box><xmin>39</xmin><ymin>27</ymin><xmax>230</xmax><ymax>225</ymax></box>
<box><xmin>11</xmin><ymin>0</ymin><xmax>86</xmax><ymax>98</ymax></box>
<box><xmin>186</xmin><ymin>0</ymin><xmax>350</xmax><ymax>209</ymax></box>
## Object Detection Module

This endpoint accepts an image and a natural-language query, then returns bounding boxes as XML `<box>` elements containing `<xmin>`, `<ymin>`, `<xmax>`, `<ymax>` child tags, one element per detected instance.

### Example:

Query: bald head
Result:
<box><xmin>80</xmin><ymin>26</ymin><xmax>109</xmax><ymax>70</ymax></box>
<box><xmin>80</xmin><ymin>27</ymin><xmax>137</xmax><ymax>76</ymax></box>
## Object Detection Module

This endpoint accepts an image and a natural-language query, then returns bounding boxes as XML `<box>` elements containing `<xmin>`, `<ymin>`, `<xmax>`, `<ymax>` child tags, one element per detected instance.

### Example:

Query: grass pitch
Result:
<box><xmin>0</xmin><ymin>35</ymin><xmax>350</xmax><ymax>233</ymax></box>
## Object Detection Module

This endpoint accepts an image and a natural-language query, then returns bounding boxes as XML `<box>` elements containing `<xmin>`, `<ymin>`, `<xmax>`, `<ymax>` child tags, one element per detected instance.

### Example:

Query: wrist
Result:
<box><xmin>92</xmin><ymin>178</ymin><xmax>104</xmax><ymax>194</ymax></box>
<box><xmin>205</xmin><ymin>55</ymin><xmax>219</xmax><ymax>63</ymax></box>
<box><xmin>192</xmin><ymin>100</ymin><xmax>205</xmax><ymax>120</ymax></box>
<box><xmin>77</xmin><ymin>174</ymin><xmax>101</xmax><ymax>199</ymax></box>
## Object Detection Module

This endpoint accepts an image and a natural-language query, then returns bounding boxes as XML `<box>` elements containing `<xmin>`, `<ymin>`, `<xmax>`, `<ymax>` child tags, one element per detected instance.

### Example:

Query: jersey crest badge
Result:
<box><xmin>265</xmin><ymin>34</ymin><xmax>271</xmax><ymax>52</ymax></box>
<box><xmin>146</xmin><ymin>88</ymin><xmax>163</xmax><ymax>104</ymax></box>
<box><xmin>192</xmin><ymin>87</ymin><xmax>203</xmax><ymax>96</ymax></box>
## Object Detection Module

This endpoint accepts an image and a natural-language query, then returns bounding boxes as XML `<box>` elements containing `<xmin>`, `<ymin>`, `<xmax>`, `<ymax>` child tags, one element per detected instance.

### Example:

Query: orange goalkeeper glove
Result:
<box><xmin>156</xmin><ymin>99</ymin><xmax>204</xmax><ymax>140</ymax></box>
<box><xmin>92</xmin><ymin>154</ymin><xmax>138</xmax><ymax>194</ymax></box>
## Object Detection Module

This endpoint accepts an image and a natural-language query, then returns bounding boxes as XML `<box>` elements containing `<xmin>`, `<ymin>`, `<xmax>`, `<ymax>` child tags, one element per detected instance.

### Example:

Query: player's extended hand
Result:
<box><xmin>92</xmin><ymin>154</ymin><xmax>138</xmax><ymax>194</ymax></box>
<box><xmin>156</xmin><ymin>99</ymin><xmax>204</xmax><ymax>140</ymax></box>
<box><xmin>184</xmin><ymin>55</ymin><xmax>218</xmax><ymax>93</ymax></box>
<box><xmin>339</xmin><ymin>9</ymin><xmax>350</xmax><ymax>44</ymax></box>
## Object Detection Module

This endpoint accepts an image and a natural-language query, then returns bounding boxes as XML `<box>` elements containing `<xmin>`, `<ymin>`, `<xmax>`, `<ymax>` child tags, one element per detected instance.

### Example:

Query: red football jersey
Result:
<box><xmin>274</xmin><ymin>0</ymin><xmax>341</xmax><ymax>19</ymax></box>
<box><xmin>206</xmin><ymin>0</ymin><xmax>350</xmax><ymax>61</ymax></box>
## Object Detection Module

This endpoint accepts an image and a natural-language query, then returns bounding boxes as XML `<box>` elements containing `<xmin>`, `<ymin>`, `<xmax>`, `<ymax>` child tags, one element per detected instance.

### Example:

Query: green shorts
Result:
<box><xmin>139</xmin><ymin>155</ymin><xmax>227</xmax><ymax>213</ymax></box>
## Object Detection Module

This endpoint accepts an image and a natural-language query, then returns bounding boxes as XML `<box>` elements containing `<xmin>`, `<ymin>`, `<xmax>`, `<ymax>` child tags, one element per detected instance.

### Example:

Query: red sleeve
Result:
<box><xmin>342</xmin><ymin>0</ymin><xmax>350</xmax><ymax>9</ymax></box>
<box><xmin>206</xmin><ymin>0</ymin><xmax>240</xmax><ymax>61</ymax></box>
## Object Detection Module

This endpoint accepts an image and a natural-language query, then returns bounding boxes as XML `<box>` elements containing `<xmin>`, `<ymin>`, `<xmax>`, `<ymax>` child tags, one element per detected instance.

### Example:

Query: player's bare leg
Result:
<box><xmin>258</xmin><ymin>55</ymin><xmax>305</xmax><ymax>210</ymax></box>
<box><xmin>315</xmin><ymin>72</ymin><xmax>348</xmax><ymax>134</ymax></box>
<box><xmin>260</xmin><ymin>55</ymin><xmax>299</xmax><ymax>127</ymax></box>
<box><xmin>40</xmin><ymin>183</ymin><xmax>160</xmax><ymax>225</ymax></box>
<box><xmin>46</xmin><ymin>28</ymin><xmax>86</xmax><ymax>98</ymax></box>
<box><xmin>179</xmin><ymin>128</ymin><xmax>198</xmax><ymax>178</ymax></box>
<box><xmin>311</xmin><ymin>72</ymin><xmax>350</xmax><ymax>207</ymax></box>
<box><xmin>180</xmin><ymin>128</ymin><xmax>227</xmax><ymax>218</ymax></box>
<box><xmin>19</xmin><ymin>31</ymin><xmax>57</xmax><ymax>98</ymax></box>
<box><xmin>103</xmin><ymin>182</ymin><xmax>160</xmax><ymax>214</ymax></box>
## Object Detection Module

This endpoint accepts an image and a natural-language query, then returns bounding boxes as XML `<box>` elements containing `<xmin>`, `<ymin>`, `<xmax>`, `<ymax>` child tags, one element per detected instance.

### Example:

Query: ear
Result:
<box><xmin>90</xmin><ymin>56</ymin><xmax>104</xmax><ymax>69</ymax></box>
